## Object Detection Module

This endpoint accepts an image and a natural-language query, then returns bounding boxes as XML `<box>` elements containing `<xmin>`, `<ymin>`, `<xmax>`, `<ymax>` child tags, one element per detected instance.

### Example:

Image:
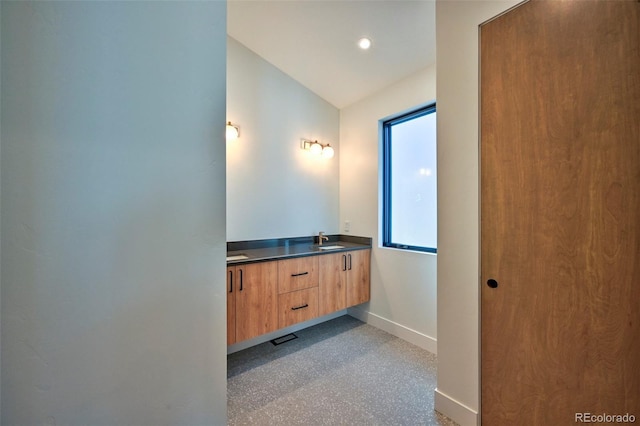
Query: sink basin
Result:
<box><xmin>226</xmin><ymin>254</ymin><xmax>249</xmax><ymax>261</ymax></box>
<box><xmin>317</xmin><ymin>245</ymin><xmax>345</xmax><ymax>250</ymax></box>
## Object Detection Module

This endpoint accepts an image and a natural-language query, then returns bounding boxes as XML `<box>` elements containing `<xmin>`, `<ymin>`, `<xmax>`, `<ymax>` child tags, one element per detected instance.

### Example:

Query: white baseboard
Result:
<box><xmin>227</xmin><ymin>310</ymin><xmax>347</xmax><ymax>354</ymax></box>
<box><xmin>434</xmin><ymin>388</ymin><xmax>479</xmax><ymax>426</ymax></box>
<box><xmin>347</xmin><ymin>306</ymin><xmax>437</xmax><ymax>355</ymax></box>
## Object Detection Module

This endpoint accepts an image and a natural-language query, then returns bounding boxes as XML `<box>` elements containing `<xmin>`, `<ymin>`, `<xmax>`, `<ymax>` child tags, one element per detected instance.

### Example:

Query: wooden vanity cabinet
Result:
<box><xmin>227</xmin><ymin>261</ymin><xmax>278</xmax><ymax>345</ymax></box>
<box><xmin>277</xmin><ymin>256</ymin><xmax>319</xmax><ymax>293</ymax></box>
<box><xmin>277</xmin><ymin>257</ymin><xmax>319</xmax><ymax>328</ymax></box>
<box><xmin>227</xmin><ymin>248</ymin><xmax>370</xmax><ymax>345</ymax></box>
<box><xmin>278</xmin><ymin>287</ymin><xmax>319</xmax><ymax>328</ymax></box>
<box><xmin>318</xmin><ymin>252</ymin><xmax>347</xmax><ymax>316</ymax></box>
<box><xmin>226</xmin><ymin>266</ymin><xmax>236</xmax><ymax>345</ymax></box>
<box><xmin>319</xmin><ymin>249</ymin><xmax>371</xmax><ymax>316</ymax></box>
<box><xmin>345</xmin><ymin>249</ymin><xmax>371</xmax><ymax>306</ymax></box>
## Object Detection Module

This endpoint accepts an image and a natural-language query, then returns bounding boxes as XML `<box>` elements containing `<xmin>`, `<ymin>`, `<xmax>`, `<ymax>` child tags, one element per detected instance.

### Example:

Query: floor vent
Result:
<box><xmin>270</xmin><ymin>333</ymin><xmax>298</xmax><ymax>346</ymax></box>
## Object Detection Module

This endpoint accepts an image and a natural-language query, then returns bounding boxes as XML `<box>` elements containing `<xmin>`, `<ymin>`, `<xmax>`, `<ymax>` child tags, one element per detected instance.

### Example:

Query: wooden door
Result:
<box><xmin>318</xmin><ymin>252</ymin><xmax>347</xmax><ymax>316</ymax></box>
<box><xmin>480</xmin><ymin>1</ymin><xmax>640</xmax><ymax>424</ymax></box>
<box><xmin>227</xmin><ymin>266</ymin><xmax>236</xmax><ymax>345</ymax></box>
<box><xmin>235</xmin><ymin>262</ymin><xmax>278</xmax><ymax>342</ymax></box>
<box><xmin>346</xmin><ymin>250</ymin><xmax>371</xmax><ymax>307</ymax></box>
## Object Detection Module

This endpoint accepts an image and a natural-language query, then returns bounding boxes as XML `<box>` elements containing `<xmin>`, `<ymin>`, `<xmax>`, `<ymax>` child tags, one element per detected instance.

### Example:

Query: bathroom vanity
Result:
<box><xmin>226</xmin><ymin>235</ymin><xmax>371</xmax><ymax>345</ymax></box>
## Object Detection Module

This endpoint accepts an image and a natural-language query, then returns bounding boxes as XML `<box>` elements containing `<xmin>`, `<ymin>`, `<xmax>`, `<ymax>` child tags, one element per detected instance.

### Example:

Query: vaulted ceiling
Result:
<box><xmin>227</xmin><ymin>0</ymin><xmax>436</xmax><ymax>109</ymax></box>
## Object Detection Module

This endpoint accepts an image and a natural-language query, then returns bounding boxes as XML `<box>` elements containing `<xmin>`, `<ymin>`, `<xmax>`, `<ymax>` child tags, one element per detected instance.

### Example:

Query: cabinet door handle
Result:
<box><xmin>291</xmin><ymin>303</ymin><xmax>309</xmax><ymax>311</ymax></box>
<box><xmin>342</xmin><ymin>254</ymin><xmax>347</xmax><ymax>271</ymax></box>
<box><xmin>228</xmin><ymin>270</ymin><xmax>233</xmax><ymax>293</ymax></box>
<box><xmin>291</xmin><ymin>271</ymin><xmax>309</xmax><ymax>277</ymax></box>
<box><xmin>348</xmin><ymin>254</ymin><xmax>352</xmax><ymax>270</ymax></box>
<box><xmin>239</xmin><ymin>269</ymin><xmax>243</xmax><ymax>291</ymax></box>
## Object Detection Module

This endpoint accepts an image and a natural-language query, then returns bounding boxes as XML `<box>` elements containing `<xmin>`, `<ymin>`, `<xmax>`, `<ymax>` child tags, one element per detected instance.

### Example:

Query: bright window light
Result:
<box><xmin>382</xmin><ymin>104</ymin><xmax>437</xmax><ymax>253</ymax></box>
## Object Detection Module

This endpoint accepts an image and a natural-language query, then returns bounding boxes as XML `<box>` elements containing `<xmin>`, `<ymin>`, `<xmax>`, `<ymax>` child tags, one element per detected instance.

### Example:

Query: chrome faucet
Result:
<box><xmin>318</xmin><ymin>231</ymin><xmax>329</xmax><ymax>246</ymax></box>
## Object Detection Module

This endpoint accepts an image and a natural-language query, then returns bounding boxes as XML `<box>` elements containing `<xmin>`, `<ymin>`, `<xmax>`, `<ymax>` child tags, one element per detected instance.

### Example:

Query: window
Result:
<box><xmin>382</xmin><ymin>104</ymin><xmax>437</xmax><ymax>253</ymax></box>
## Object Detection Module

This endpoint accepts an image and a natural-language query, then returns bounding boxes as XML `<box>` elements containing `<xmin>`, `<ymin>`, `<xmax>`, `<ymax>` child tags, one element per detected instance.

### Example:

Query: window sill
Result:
<box><xmin>379</xmin><ymin>245</ymin><xmax>437</xmax><ymax>256</ymax></box>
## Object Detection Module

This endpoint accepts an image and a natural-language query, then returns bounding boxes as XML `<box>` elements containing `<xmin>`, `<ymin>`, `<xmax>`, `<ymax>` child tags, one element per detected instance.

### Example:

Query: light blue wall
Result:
<box><xmin>1</xmin><ymin>2</ymin><xmax>227</xmax><ymax>424</ymax></box>
<box><xmin>227</xmin><ymin>37</ymin><xmax>340</xmax><ymax>241</ymax></box>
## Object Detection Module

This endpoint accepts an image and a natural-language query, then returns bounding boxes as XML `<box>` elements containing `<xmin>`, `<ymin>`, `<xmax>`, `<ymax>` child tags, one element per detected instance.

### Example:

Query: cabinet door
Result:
<box><xmin>235</xmin><ymin>262</ymin><xmax>278</xmax><ymax>342</ymax></box>
<box><xmin>227</xmin><ymin>266</ymin><xmax>236</xmax><ymax>345</ymax></box>
<box><xmin>346</xmin><ymin>249</ymin><xmax>371</xmax><ymax>307</ymax></box>
<box><xmin>318</xmin><ymin>252</ymin><xmax>347</xmax><ymax>316</ymax></box>
<box><xmin>277</xmin><ymin>256</ymin><xmax>319</xmax><ymax>294</ymax></box>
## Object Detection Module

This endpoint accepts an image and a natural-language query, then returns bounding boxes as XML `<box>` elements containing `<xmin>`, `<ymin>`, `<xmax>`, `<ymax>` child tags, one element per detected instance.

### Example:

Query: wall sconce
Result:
<box><xmin>226</xmin><ymin>121</ymin><xmax>240</xmax><ymax>140</ymax></box>
<box><xmin>300</xmin><ymin>139</ymin><xmax>335</xmax><ymax>159</ymax></box>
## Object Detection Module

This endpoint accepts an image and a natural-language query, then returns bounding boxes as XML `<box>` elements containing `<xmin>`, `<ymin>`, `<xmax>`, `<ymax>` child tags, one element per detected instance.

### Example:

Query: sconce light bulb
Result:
<box><xmin>322</xmin><ymin>145</ymin><xmax>335</xmax><ymax>159</ymax></box>
<box><xmin>310</xmin><ymin>141</ymin><xmax>323</xmax><ymax>155</ymax></box>
<box><xmin>226</xmin><ymin>122</ymin><xmax>239</xmax><ymax>140</ymax></box>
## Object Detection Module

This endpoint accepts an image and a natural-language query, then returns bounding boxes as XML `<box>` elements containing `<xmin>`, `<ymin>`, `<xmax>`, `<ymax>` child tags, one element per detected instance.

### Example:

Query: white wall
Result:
<box><xmin>340</xmin><ymin>67</ymin><xmax>438</xmax><ymax>353</ymax></box>
<box><xmin>1</xmin><ymin>2</ymin><xmax>227</xmax><ymax>424</ymax></box>
<box><xmin>435</xmin><ymin>1</ymin><xmax>522</xmax><ymax>425</ymax></box>
<box><xmin>227</xmin><ymin>37</ymin><xmax>340</xmax><ymax>241</ymax></box>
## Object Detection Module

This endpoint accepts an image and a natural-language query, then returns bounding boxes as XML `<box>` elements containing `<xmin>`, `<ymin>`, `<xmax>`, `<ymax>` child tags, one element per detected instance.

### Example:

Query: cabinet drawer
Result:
<box><xmin>278</xmin><ymin>287</ymin><xmax>319</xmax><ymax>328</ymax></box>
<box><xmin>278</xmin><ymin>256</ymin><xmax>319</xmax><ymax>294</ymax></box>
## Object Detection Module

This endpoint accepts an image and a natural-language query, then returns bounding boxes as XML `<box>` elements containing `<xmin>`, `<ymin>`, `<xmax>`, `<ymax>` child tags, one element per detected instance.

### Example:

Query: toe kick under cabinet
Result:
<box><xmin>227</xmin><ymin>248</ymin><xmax>370</xmax><ymax>345</ymax></box>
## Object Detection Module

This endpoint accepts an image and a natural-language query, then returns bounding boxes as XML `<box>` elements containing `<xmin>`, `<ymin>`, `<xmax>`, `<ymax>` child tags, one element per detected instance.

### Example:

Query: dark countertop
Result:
<box><xmin>226</xmin><ymin>234</ymin><xmax>372</xmax><ymax>265</ymax></box>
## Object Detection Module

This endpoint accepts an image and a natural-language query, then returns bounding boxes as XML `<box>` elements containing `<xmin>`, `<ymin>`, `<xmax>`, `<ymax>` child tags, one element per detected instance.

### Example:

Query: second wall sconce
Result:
<box><xmin>226</xmin><ymin>122</ymin><xmax>240</xmax><ymax>140</ymax></box>
<box><xmin>300</xmin><ymin>139</ymin><xmax>335</xmax><ymax>159</ymax></box>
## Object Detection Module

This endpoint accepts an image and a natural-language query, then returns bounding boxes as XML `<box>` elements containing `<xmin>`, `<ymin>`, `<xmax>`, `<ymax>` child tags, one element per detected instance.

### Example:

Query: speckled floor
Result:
<box><xmin>227</xmin><ymin>315</ymin><xmax>459</xmax><ymax>426</ymax></box>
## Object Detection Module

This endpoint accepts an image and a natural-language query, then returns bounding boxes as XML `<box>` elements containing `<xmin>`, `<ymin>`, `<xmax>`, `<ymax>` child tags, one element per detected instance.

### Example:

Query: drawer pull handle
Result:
<box><xmin>291</xmin><ymin>304</ymin><xmax>309</xmax><ymax>311</ymax></box>
<box><xmin>291</xmin><ymin>271</ymin><xmax>309</xmax><ymax>277</ymax></box>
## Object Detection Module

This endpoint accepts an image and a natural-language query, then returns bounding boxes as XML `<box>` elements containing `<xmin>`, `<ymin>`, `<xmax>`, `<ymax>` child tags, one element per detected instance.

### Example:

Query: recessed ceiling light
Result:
<box><xmin>358</xmin><ymin>37</ymin><xmax>372</xmax><ymax>50</ymax></box>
